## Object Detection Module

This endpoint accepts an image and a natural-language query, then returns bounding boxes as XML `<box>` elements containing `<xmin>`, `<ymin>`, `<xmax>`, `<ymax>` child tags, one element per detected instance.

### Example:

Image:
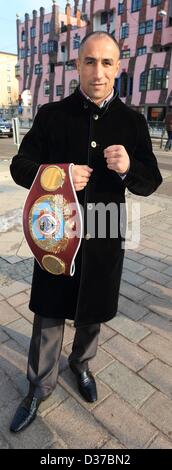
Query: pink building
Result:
<box><xmin>16</xmin><ymin>0</ymin><xmax>172</xmax><ymax>126</ymax></box>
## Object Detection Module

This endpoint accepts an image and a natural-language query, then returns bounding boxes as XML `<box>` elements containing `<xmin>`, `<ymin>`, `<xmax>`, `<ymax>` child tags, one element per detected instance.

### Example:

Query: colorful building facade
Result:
<box><xmin>16</xmin><ymin>0</ymin><xmax>172</xmax><ymax>124</ymax></box>
<box><xmin>0</xmin><ymin>51</ymin><xmax>18</xmax><ymax>113</ymax></box>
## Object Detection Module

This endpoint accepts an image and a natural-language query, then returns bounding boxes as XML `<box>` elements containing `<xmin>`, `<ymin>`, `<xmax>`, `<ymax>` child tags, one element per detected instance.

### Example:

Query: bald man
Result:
<box><xmin>10</xmin><ymin>32</ymin><xmax>162</xmax><ymax>433</ymax></box>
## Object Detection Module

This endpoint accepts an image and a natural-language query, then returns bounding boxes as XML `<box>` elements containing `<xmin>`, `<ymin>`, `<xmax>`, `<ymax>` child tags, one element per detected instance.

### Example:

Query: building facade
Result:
<box><xmin>16</xmin><ymin>0</ymin><xmax>172</xmax><ymax>125</ymax></box>
<box><xmin>0</xmin><ymin>51</ymin><xmax>18</xmax><ymax>115</ymax></box>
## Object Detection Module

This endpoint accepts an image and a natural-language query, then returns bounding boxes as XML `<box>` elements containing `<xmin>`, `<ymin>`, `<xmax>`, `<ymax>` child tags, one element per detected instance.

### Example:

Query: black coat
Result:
<box><xmin>10</xmin><ymin>88</ymin><xmax>162</xmax><ymax>326</ymax></box>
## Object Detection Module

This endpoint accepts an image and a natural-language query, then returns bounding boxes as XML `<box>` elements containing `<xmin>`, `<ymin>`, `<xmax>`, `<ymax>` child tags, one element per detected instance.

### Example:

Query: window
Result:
<box><xmin>65</xmin><ymin>60</ymin><xmax>76</xmax><ymax>71</ymax></box>
<box><xmin>48</xmin><ymin>63</ymin><xmax>55</xmax><ymax>73</ymax></box>
<box><xmin>20</xmin><ymin>49</ymin><xmax>26</xmax><ymax>59</ymax></box>
<box><xmin>137</xmin><ymin>46</ymin><xmax>147</xmax><ymax>55</ymax></box>
<box><xmin>151</xmin><ymin>0</ymin><xmax>161</xmax><ymax>6</ymax></box>
<box><xmin>69</xmin><ymin>80</ymin><xmax>78</xmax><ymax>95</ymax></box>
<box><xmin>119</xmin><ymin>74</ymin><xmax>133</xmax><ymax>97</ymax></box>
<box><xmin>120</xmin><ymin>72</ymin><xmax>128</xmax><ymax>97</ymax></box>
<box><xmin>120</xmin><ymin>24</ymin><xmax>129</xmax><ymax>39</ymax></box>
<box><xmin>155</xmin><ymin>20</ymin><xmax>162</xmax><ymax>30</ymax></box>
<box><xmin>152</xmin><ymin>44</ymin><xmax>162</xmax><ymax>52</ymax></box>
<box><xmin>7</xmin><ymin>86</ymin><xmax>11</xmax><ymax>93</ymax></box>
<box><xmin>21</xmin><ymin>30</ymin><xmax>26</xmax><ymax>41</ymax></box>
<box><xmin>61</xmin><ymin>22</ymin><xmax>67</xmax><ymax>33</ymax></box>
<box><xmin>42</xmin><ymin>43</ymin><xmax>48</xmax><ymax>54</ymax></box>
<box><xmin>118</xmin><ymin>2</ymin><xmax>124</xmax><ymax>15</ymax></box>
<box><xmin>27</xmin><ymin>49</ymin><xmax>31</xmax><ymax>57</ymax></box>
<box><xmin>139</xmin><ymin>20</ymin><xmax>153</xmax><ymax>35</ymax></box>
<box><xmin>34</xmin><ymin>46</ymin><xmax>37</xmax><ymax>54</ymax></box>
<box><xmin>48</xmin><ymin>41</ymin><xmax>58</xmax><ymax>53</ymax></box>
<box><xmin>147</xmin><ymin>106</ymin><xmax>165</xmax><ymax>122</ymax></box>
<box><xmin>7</xmin><ymin>75</ymin><xmax>11</xmax><ymax>82</ymax></box>
<box><xmin>140</xmin><ymin>71</ymin><xmax>147</xmax><ymax>91</ymax></box>
<box><xmin>30</xmin><ymin>27</ymin><xmax>36</xmax><ymax>38</ymax></box>
<box><xmin>121</xmin><ymin>49</ymin><xmax>130</xmax><ymax>58</ymax></box>
<box><xmin>44</xmin><ymin>81</ymin><xmax>50</xmax><ymax>96</ymax></box>
<box><xmin>56</xmin><ymin>85</ymin><xmax>63</xmax><ymax>96</ymax></box>
<box><xmin>15</xmin><ymin>65</ymin><xmax>20</xmax><ymax>77</ymax></box>
<box><xmin>140</xmin><ymin>68</ymin><xmax>169</xmax><ymax>91</ymax></box>
<box><xmin>43</xmin><ymin>22</ymin><xmax>50</xmax><ymax>34</ymax></box>
<box><xmin>146</xmin><ymin>20</ymin><xmax>154</xmax><ymax>33</ymax></box>
<box><xmin>73</xmin><ymin>34</ymin><xmax>80</xmax><ymax>49</ymax></box>
<box><xmin>139</xmin><ymin>22</ymin><xmax>145</xmax><ymax>35</ymax></box>
<box><xmin>101</xmin><ymin>11</ymin><xmax>107</xmax><ymax>24</ymax></box>
<box><xmin>47</xmin><ymin>63</ymin><xmax>55</xmax><ymax>73</ymax></box>
<box><xmin>101</xmin><ymin>10</ymin><xmax>114</xmax><ymax>25</ymax></box>
<box><xmin>131</xmin><ymin>0</ymin><xmax>142</xmax><ymax>13</ymax></box>
<box><xmin>35</xmin><ymin>64</ymin><xmax>43</xmax><ymax>75</ymax></box>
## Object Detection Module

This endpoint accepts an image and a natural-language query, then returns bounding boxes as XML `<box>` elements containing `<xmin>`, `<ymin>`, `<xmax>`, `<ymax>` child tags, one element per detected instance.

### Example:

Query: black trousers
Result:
<box><xmin>27</xmin><ymin>314</ymin><xmax>100</xmax><ymax>399</ymax></box>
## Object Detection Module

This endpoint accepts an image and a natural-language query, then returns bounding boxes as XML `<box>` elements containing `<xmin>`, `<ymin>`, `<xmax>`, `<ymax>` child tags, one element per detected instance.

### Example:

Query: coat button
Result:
<box><xmin>91</xmin><ymin>141</ymin><xmax>97</xmax><ymax>148</ymax></box>
<box><xmin>85</xmin><ymin>233</ymin><xmax>91</xmax><ymax>240</ymax></box>
<box><xmin>93</xmin><ymin>114</ymin><xmax>99</xmax><ymax>120</ymax></box>
<box><xmin>88</xmin><ymin>203</ymin><xmax>93</xmax><ymax>210</ymax></box>
<box><xmin>84</xmin><ymin>103</ymin><xmax>88</xmax><ymax>109</ymax></box>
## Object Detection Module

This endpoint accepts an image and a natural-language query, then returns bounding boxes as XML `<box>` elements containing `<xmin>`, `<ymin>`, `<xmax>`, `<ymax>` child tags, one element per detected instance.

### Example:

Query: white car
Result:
<box><xmin>0</xmin><ymin>119</ymin><xmax>13</xmax><ymax>138</ymax></box>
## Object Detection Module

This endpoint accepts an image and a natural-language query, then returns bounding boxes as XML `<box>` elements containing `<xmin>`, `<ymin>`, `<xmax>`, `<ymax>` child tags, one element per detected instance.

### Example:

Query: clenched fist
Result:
<box><xmin>71</xmin><ymin>164</ymin><xmax>93</xmax><ymax>191</ymax></box>
<box><xmin>104</xmin><ymin>145</ymin><xmax>130</xmax><ymax>175</ymax></box>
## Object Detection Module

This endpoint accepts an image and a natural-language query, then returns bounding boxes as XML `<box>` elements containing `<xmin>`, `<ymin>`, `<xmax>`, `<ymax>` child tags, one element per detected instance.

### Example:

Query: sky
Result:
<box><xmin>0</xmin><ymin>0</ymin><xmax>71</xmax><ymax>54</ymax></box>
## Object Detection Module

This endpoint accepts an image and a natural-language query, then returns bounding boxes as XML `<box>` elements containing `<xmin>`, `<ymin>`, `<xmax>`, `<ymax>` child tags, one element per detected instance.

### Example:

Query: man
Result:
<box><xmin>164</xmin><ymin>111</ymin><xmax>172</xmax><ymax>151</ymax></box>
<box><xmin>10</xmin><ymin>32</ymin><xmax>162</xmax><ymax>433</ymax></box>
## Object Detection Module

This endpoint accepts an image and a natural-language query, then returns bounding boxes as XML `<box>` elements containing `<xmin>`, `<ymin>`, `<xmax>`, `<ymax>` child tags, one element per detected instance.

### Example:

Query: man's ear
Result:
<box><xmin>116</xmin><ymin>60</ymin><xmax>121</xmax><ymax>74</ymax></box>
<box><xmin>114</xmin><ymin>60</ymin><xmax>120</xmax><ymax>79</ymax></box>
<box><xmin>76</xmin><ymin>58</ymin><xmax>80</xmax><ymax>75</ymax></box>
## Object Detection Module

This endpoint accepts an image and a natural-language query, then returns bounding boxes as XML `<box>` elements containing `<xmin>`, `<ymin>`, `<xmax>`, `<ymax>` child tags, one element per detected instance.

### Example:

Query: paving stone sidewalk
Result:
<box><xmin>0</xmin><ymin>162</ymin><xmax>172</xmax><ymax>449</ymax></box>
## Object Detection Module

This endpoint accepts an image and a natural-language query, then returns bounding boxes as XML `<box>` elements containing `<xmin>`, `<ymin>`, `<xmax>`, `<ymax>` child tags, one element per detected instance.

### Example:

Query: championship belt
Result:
<box><xmin>23</xmin><ymin>164</ymin><xmax>83</xmax><ymax>276</ymax></box>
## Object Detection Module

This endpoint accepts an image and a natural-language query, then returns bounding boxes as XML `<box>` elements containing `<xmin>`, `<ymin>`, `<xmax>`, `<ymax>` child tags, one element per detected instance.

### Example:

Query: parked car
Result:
<box><xmin>0</xmin><ymin>119</ymin><xmax>13</xmax><ymax>137</ymax></box>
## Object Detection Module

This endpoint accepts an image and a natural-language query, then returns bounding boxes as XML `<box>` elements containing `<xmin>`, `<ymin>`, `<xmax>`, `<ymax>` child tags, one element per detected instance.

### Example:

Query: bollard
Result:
<box><xmin>12</xmin><ymin>117</ymin><xmax>20</xmax><ymax>150</ymax></box>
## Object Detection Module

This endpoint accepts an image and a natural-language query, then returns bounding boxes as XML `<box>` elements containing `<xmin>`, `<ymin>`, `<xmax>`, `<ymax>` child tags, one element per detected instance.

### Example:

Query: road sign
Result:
<box><xmin>12</xmin><ymin>117</ymin><xmax>20</xmax><ymax>149</ymax></box>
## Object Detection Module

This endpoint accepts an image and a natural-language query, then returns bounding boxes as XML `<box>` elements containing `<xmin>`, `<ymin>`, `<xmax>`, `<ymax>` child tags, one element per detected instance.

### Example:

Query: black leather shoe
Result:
<box><xmin>10</xmin><ymin>394</ymin><xmax>43</xmax><ymax>433</ymax></box>
<box><xmin>69</xmin><ymin>363</ymin><xmax>97</xmax><ymax>403</ymax></box>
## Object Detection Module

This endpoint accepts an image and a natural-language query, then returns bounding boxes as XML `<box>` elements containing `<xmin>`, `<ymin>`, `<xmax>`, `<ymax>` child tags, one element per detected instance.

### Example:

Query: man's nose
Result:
<box><xmin>94</xmin><ymin>63</ymin><xmax>104</xmax><ymax>79</ymax></box>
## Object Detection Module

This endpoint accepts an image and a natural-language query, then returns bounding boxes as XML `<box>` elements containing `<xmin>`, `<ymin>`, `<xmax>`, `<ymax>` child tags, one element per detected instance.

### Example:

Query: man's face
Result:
<box><xmin>77</xmin><ymin>36</ymin><xmax>120</xmax><ymax>105</ymax></box>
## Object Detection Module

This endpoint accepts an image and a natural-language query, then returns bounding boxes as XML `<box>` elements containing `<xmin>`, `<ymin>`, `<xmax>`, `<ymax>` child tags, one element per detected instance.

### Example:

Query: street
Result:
<box><xmin>0</xmin><ymin>136</ymin><xmax>19</xmax><ymax>160</ymax></box>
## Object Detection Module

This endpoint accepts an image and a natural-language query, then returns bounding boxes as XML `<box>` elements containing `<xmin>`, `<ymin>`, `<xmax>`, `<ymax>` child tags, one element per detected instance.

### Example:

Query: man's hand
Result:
<box><xmin>104</xmin><ymin>145</ymin><xmax>130</xmax><ymax>175</ymax></box>
<box><xmin>71</xmin><ymin>164</ymin><xmax>93</xmax><ymax>191</ymax></box>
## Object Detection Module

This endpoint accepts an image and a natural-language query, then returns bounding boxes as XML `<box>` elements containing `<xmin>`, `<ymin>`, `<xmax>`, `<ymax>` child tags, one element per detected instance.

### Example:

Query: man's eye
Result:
<box><xmin>103</xmin><ymin>61</ymin><xmax>111</xmax><ymax>66</ymax></box>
